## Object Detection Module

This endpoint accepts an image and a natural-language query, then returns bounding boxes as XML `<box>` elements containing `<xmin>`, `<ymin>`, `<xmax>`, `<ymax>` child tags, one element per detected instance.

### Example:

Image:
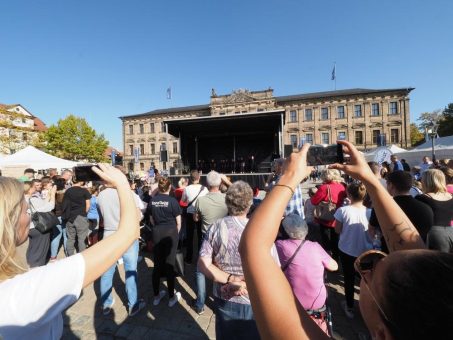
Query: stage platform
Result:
<box><xmin>168</xmin><ymin>172</ymin><xmax>272</xmax><ymax>190</ymax></box>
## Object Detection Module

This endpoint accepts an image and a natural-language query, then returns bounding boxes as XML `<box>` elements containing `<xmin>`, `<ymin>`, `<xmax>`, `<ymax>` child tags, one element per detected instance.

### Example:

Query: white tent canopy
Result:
<box><xmin>0</xmin><ymin>146</ymin><xmax>78</xmax><ymax>170</ymax></box>
<box><xmin>395</xmin><ymin>136</ymin><xmax>453</xmax><ymax>165</ymax></box>
<box><xmin>364</xmin><ymin>144</ymin><xmax>407</xmax><ymax>162</ymax></box>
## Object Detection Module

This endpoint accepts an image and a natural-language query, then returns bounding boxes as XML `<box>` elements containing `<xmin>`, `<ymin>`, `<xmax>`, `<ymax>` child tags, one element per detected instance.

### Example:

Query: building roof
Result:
<box><xmin>120</xmin><ymin>87</ymin><xmax>415</xmax><ymax>119</ymax></box>
<box><xmin>33</xmin><ymin>117</ymin><xmax>47</xmax><ymax>132</ymax></box>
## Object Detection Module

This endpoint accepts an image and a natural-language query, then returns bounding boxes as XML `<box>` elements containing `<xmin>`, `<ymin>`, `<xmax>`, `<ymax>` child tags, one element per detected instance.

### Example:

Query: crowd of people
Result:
<box><xmin>1</xmin><ymin>144</ymin><xmax>453</xmax><ymax>339</ymax></box>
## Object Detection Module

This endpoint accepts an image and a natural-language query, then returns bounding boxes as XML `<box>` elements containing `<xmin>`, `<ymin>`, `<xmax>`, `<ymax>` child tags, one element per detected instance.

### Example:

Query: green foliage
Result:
<box><xmin>417</xmin><ymin>110</ymin><xmax>442</xmax><ymax>130</ymax></box>
<box><xmin>43</xmin><ymin>114</ymin><xmax>109</xmax><ymax>162</ymax></box>
<box><xmin>410</xmin><ymin>123</ymin><xmax>425</xmax><ymax>147</ymax></box>
<box><xmin>437</xmin><ymin>103</ymin><xmax>453</xmax><ymax>137</ymax></box>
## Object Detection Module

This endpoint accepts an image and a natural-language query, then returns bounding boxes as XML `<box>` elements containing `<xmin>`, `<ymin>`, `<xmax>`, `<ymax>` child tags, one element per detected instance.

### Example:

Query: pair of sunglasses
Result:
<box><xmin>354</xmin><ymin>250</ymin><xmax>391</xmax><ymax>324</ymax></box>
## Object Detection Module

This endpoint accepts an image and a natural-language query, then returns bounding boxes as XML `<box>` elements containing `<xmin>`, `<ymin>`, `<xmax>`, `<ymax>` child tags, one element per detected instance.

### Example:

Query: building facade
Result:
<box><xmin>120</xmin><ymin>87</ymin><xmax>413</xmax><ymax>172</ymax></box>
<box><xmin>0</xmin><ymin>104</ymin><xmax>47</xmax><ymax>155</ymax></box>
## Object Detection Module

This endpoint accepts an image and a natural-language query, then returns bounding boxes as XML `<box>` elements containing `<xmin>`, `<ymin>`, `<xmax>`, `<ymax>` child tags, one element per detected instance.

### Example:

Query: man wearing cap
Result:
<box><xmin>18</xmin><ymin>168</ymin><xmax>36</xmax><ymax>182</ymax></box>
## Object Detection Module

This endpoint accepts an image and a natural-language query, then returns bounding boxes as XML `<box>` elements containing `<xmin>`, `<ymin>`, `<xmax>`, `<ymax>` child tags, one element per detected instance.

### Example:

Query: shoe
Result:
<box><xmin>190</xmin><ymin>299</ymin><xmax>205</xmax><ymax>315</ymax></box>
<box><xmin>49</xmin><ymin>257</ymin><xmax>57</xmax><ymax>263</ymax></box>
<box><xmin>102</xmin><ymin>298</ymin><xmax>115</xmax><ymax>316</ymax></box>
<box><xmin>341</xmin><ymin>301</ymin><xmax>354</xmax><ymax>319</ymax></box>
<box><xmin>168</xmin><ymin>292</ymin><xmax>181</xmax><ymax>307</ymax></box>
<box><xmin>153</xmin><ymin>290</ymin><xmax>166</xmax><ymax>306</ymax></box>
<box><xmin>129</xmin><ymin>299</ymin><xmax>146</xmax><ymax>316</ymax></box>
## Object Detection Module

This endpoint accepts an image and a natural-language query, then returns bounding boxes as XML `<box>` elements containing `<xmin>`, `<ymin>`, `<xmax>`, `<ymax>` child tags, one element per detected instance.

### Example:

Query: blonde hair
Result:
<box><xmin>0</xmin><ymin>177</ymin><xmax>28</xmax><ymax>281</ymax></box>
<box><xmin>320</xmin><ymin>169</ymin><xmax>342</xmax><ymax>183</ymax></box>
<box><xmin>421</xmin><ymin>169</ymin><xmax>447</xmax><ymax>193</ymax></box>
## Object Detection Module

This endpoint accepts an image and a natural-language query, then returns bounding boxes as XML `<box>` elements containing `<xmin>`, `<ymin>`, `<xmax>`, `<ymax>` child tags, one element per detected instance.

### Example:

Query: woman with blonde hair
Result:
<box><xmin>416</xmin><ymin>169</ymin><xmax>453</xmax><ymax>252</ymax></box>
<box><xmin>0</xmin><ymin>165</ymin><xmax>140</xmax><ymax>339</ymax></box>
<box><xmin>310</xmin><ymin>168</ymin><xmax>346</xmax><ymax>260</ymax></box>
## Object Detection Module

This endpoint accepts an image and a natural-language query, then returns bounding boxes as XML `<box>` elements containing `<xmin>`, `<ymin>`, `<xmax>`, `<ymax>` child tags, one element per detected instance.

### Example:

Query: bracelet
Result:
<box><xmin>274</xmin><ymin>184</ymin><xmax>295</xmax><ymax>196</ymax></box>
<box><xmin>227</xmin><ymin>274</ymin><xmax>232</xmax><ymax>284</ymax></box>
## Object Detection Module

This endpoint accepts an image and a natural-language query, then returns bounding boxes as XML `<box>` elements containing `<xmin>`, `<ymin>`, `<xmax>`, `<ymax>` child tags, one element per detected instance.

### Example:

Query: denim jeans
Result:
<box><xmin>214</xmin><ymin>297</ymin><xmax>260</xmax><ymax>340</ymax></box>
<box><xmin>50</xmin><ymin>217</ymin><xmax>67</xmax><ymax>258</ymax></box>
<box><xmin>195</xmin><ymin>232</ymin><xmax>207</xmax><ymax>309</ymax></box>
<box><xmin>100</xmin><ymin>240</ymin><xmax>139</xmax><ymax>309</ymax></box>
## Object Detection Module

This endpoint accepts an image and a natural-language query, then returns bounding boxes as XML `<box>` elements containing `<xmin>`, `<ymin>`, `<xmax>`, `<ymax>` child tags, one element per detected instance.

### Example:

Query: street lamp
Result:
<box><xmin>426</xmin><ymin>122</ymin><xmax>439</xmax><ymax>162</ymax></box>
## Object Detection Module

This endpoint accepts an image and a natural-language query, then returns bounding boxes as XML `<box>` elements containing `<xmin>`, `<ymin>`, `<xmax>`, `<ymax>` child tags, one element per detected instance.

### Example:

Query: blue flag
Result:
<box><xmin>166</xmin><ymin>86</ymin><xmax>172</xmax><ymax>100</ymax></box>
<box><xmin>331</xmin><ymin>64</ymin><xmax>336</xmax><ymax>81</ymax></box>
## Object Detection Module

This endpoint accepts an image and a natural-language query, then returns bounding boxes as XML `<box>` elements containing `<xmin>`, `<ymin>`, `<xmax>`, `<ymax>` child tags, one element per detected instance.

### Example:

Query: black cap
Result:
<box><xmin>24</xmin><ymin>168</ymin><xmax>36</xmax><ymax>174</ymax></box>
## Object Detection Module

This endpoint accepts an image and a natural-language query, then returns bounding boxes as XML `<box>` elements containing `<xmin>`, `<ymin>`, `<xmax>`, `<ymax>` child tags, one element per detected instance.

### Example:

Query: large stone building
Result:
<box><xmin>120</xmin><ymin>87</ymin><xmax>413</xmax><ymax>173</ymax></box>
<box><xmin>0</xmin><ymin>104</ymin><xmax>47</xmax><ymax>155</ymax></box>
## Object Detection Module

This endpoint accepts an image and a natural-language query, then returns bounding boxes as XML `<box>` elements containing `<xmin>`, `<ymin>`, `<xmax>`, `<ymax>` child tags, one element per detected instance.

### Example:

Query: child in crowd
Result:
<box><xmin>334</xmin><ymin>182</ymin><xmax>372</xmax><ymax>319</ymax></box>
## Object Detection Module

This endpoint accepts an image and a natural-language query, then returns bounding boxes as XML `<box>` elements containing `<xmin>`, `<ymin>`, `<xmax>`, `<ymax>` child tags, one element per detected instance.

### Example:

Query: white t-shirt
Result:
<box><xmin>97</xmin><ymin>188</ymin><xmax>143</xmax><ymax>237</ymax></box>
<box><xmin>334</xmin><ymin>206</ymin><xmax>372</xmax><ymax>257</ymax></box>
<box><xmin>182</xmin><ymin>184</ymin><xmax>208</xmax><ymax>214</ymax></box>
<box><xmin>0</xmin><ymin>254</ymin><xmax>85</xmax><ymax>340</ymax></box>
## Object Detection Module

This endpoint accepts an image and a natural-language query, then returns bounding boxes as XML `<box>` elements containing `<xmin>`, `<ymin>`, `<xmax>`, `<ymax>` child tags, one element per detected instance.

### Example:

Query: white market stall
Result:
<box><xmin>0</xmin><ymin>146</ymin><xmax>78</xmax><ymax>176</ymax></box>
<box><xmin>395</xmin><ymin>136</ymin><xmax>453</xmax><ymax>165</ymax></box>
<box><xmin>364</xmin><ymin>144</ymin><xmax>408</xmax><ymax>163</ymax></box>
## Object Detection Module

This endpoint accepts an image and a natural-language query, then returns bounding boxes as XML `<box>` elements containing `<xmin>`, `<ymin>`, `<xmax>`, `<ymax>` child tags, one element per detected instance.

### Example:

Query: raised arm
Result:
<box><xmin>239</xmin><ymin>144</ymin><xmax>328</xmax><ymax>339</ymax></box>
<box><xmin>81</xmin><ymin>164</ymin><xmax>139</xmax><ymax>287</ymax></box>
<box><xmin>330</xmin><ymin>140</ymin><xmax>425</xmax><ymax>252</ymax></box>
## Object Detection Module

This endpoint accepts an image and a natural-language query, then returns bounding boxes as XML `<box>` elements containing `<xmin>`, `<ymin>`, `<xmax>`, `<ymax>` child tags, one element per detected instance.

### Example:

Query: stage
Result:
<box><xmin>168</xmin><ymin>172</ymin><xmax>272</xmax><ymax>190</ymax></box>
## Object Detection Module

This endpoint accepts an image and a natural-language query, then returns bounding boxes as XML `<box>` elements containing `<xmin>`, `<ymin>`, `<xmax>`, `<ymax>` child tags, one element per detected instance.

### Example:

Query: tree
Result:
<box><xmin>437</xmin><ymin>103</ymin><xmax>453</xmax><ymax>137</ymax></box>
<box><xmin>43</xmin><ymin>114</ymin><xmax>109</xmax><ymax>162</ymax></box>
<box><xmin>410</xmin><ymin>123</ymin><xmax>425</xmax><ymax>147</ymax></box>
<box><xmin>417</xmin><ymin>109</ymin><xmax>442</xmax><ymax>130</ymax></box>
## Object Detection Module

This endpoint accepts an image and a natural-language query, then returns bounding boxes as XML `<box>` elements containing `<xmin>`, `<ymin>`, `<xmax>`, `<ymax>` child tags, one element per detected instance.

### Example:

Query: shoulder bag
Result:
<box><xmin>187</xmin><ymin>185</ymin><xmax>206</xmax><ymax>208</ymax></box>
<box><xmin>282</xmin><ymin>240</ymin><xmax>306</xmax><ymax>272</ymax></box>
<box><xmin>29</xmin><ymin>200</ymin><xmax>60</xmax><ymax>234</ymax></box>
<box><xmin>313</xmin><ymin>185</ymin><xmax>337</xmax><ymax>222</ymax></box>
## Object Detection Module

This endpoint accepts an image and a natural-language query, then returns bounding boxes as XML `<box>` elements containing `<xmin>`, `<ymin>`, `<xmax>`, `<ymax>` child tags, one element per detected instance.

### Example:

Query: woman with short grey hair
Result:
<box><xmin>198</xmin><ymin>180</ymin><xmax>278</xmax><ymax>339</ymax></box>
<box><xmin>225</xmin><ymin>180</ymin><xmax>253</xmax><ymax>216</ymax></box>
<box><xmin>275</xmin><ymin>214</ymin><xmax>338</xmax><ymax>334</ymax></box>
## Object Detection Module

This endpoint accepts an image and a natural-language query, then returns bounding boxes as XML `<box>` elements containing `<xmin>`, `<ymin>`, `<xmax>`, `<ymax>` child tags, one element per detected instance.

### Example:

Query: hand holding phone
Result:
<box><xmin>306</xmin><ymin>144</ymin><xmax>344</xmax><ymax>166</ymax></box>
<box><xmin>73</xmin><ymin>165</ymin><xmax>102</xmax><ymax>182</ymax></box>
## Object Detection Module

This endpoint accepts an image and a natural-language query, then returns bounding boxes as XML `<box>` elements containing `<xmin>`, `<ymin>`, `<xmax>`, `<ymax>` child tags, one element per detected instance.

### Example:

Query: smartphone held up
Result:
<box><xmin>299</xmin><ymin>138</ymin><xmax>344</xmax><ymax>166</ymax></box>
<box><xmin>73</xmin><ymin>165</ymin><xmax>101</xmax><ymax>182</ymax></box>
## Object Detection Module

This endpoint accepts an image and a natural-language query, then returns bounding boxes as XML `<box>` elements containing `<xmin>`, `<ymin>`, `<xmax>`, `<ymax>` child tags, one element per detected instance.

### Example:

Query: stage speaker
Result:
<box><xmin>284</xmin><ymin>144</ymin><xmax>293</xmax><ymax>158</ymax></box>
<box><xmin>160</xmin><ymin>150</ymin><xmax>168</xmax><ymax>162</ymax></box>
<box><xmin>170</xmin><ymin>167</ymin><xmax>176</xmax><ymax>175</ymax></box>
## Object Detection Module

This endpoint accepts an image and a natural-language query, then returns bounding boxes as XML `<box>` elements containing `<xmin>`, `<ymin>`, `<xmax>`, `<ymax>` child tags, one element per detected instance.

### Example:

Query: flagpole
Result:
<box><xmin>334</xmin><ymin>62</ymin><xmax>337</xmax><ymax>90</ymax></box>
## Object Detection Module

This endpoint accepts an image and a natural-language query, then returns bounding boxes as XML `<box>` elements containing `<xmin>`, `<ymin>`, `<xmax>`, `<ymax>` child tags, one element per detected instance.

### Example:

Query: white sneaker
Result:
<box><xmin>153</xmin><ymin>290</ymin><xmax>166</xmax><ymax>306</ymax></box>
<box><xmin>341</xmin><ymin>301</ymin><xmax>354</xmax><ymax>319</ymax></box>
<box><xmin>168</xmin><ymin>291</ymin><xmax>181</xmax><ymax>307</ymax></box>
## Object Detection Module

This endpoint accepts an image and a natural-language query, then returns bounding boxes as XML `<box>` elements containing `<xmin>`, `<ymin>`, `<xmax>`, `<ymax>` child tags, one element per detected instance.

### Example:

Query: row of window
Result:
<box><xmin>290</xmin><ymin>129</ymin><xmax>400</xmax><ymax>147</ymax></box>
<box><xmin>128</xmin><ymin>122</ymin><xmax>166</xmax><ymax>135</ymax></box>
<box><xmin>288</xmin><ymin>102</ymin><xmax>399</xmax><ymax>122</ymax></box>
<box><xmin>128</xmin><ymin>142</ymin><xmax>178</xmax><ymax>156</ymax></box>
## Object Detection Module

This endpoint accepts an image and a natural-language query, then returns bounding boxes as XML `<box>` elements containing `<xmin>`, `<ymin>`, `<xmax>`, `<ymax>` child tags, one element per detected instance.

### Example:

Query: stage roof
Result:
<box><xmin>165</xmin><ymin>110</ymin><xmax>284</xmax><ymax>138</ymax></box>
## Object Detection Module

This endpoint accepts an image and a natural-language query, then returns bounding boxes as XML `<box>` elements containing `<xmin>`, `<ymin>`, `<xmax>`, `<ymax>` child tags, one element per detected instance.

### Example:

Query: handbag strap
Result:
<box><xmin>282</xmin><ymin>240</ymin><xmax>305</xmax><ymax>271</ymax></box>
<box><xmin>187</xmin><ymin>185</ymin><xmax>205</xmax><ymax>208</ymax></box>
<box><xmin>326</xmin><ymin>185</ymin><xmax>332</xmax><ymax>204</ymax></box>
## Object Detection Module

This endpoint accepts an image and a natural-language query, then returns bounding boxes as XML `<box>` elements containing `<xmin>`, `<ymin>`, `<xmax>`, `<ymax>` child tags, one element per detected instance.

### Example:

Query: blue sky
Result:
<box><xmin>1</xmin><ymin>0</ymin><xmax>452</xmax><ymax>149</ymax></box>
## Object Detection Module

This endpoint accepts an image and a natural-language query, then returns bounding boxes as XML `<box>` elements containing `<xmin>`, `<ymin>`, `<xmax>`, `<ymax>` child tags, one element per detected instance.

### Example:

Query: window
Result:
<box><xmin>321</xmin><ymin>133</ymin><xmax>329</xmax><ymax>144</ymax></box>
<box><xmin>372</xmin><ymin>130</ymin><xmax>380</xmax><ymax>144</ymax></box>
<box><xmin>173</xmin><ymin>142</ymin><xmax>178</xmax><ymax>153</ymax></box>
<box><xmin>128</xmin><ymin>162</ymin><xmax>134</xmax><ymax>171</ymax></box>
<box><xmin>337</xmin><ymin>106</ymin><xmax>345</xmax><ymax>119</ymax></box>
<box><xmin>391</xmin><ymin>129</ymin><xmax>399</xmax><ymax>143</ymax></box>
<box><xmin>257</xmin><ymin>108</ymin><xmax>264</xmax><ymax>112</ymax></box>
<box><xmin>219</xmin><ymin>112</ymin><xmax>226</xmax><ymax>115</ymax></box>
<box><xmin>129</xmin><ymin>145</ymin><xmax>134</xmax><ymax>155</ymax></box>
<box><xmin>140</xmin><ymin>162</ymin><xmax>145</xmax><ymax>171</ymax></box>
<box><xmin>129</xmin><ymin>124</ymin><xmax>133</xmax><ymax>134</ymax></box>
<box><xmin>390</xmin><ymin>102</ymin><xmax>398</xmax><ymax>115</ymax></box>
<box><xmin>150</xmin><ymin>123</ymin><xmax>155</xmax><ymax>133</ymax></box>
<box><xmin>235</xmin><ymin>111</ymin><xmax>240</xmax><ymax>114</ymax></box>
<box><xmin>290</xmin><ymin>134</ymin><xmax>298</xmax><ymax>148</ymax></box>
<box><xmin>289</xmin><ymin>110</ymin><xmax>297</xmax><ymax>122</ymax></box>
<box><xmin>139</xmin><ymin>123</ymin><xmax>144</xmax><ymax>134</ymax></box>
<box><xmin>305</xmin><ymin>109</ymin><xmax>313</xmax><ymax>121</ymax></box>
<box><xmin>372</xmin><ymin>103</ymin><xmax>380</xmax><ymax>116</ymax></box>
<box><xmin>242</xmin><ymin>111</ymin><xmax>247</xmax><ymax>114</ymax></box>
<box><xmin>321</xmin><ymin>107</ymin><xmax>329</xmax><ymax>120</ymax></box>
<box><xmin>338</xmin><ymin>131</ymin><xmax>346</xmax><ymax>140</ymax></box>
<box><xmin>161</xmin><ymin>122</ymin><xmax>166</xmax><ymax>132</ymax></box>
<box><xmin>306</xmin><ymin>134</ymin><xmax>313</xmax><ymax>144</ymax></box>
<box><xmin>23</xmin><ymin>133</ymin><xmax>28</xmax><ymax>141</ymax></box>
<box><xmin>140</xmin><ymin>144</ymin><xmax>144</xmax><ymax>155</ymax></box>
<box><xmin>355</xmin><ymin>131</ymin><xmax>364</xmax><ymax>145</ymax></box>
<box><xmin>354</xmin><ymin>105</ymin><xmax>362</xmax><ymax>117</ymax></box>
<box><xmin>150</xmin><ymin>143</ymin><xmax>155</xmax><ymax>154</ymax></box>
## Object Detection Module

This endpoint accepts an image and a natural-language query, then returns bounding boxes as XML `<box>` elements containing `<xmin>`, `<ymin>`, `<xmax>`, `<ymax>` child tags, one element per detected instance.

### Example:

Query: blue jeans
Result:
<box><xmin>195</xmin><ymin>232</ymin><xmax>207</xmax><ymax>309</ymax></box>
<box><xmin>100</xmin><ymin>240</ymin><xmax>139</xmax><ymax>309</ymax></box>
<box><xmin>50</xmin><ymin>217</ymin><xmax>67</xmax><ymax>258</ymax></box>
<box><xmin>214</xmin><ymin>297</ymin><xmax>260</xmax><ymax>340</ymax></box>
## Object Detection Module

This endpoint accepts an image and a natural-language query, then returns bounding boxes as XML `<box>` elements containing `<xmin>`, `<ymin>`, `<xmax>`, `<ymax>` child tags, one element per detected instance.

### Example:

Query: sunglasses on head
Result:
<box><xmin>355</xmin><ymin>250</ymin><xmax>397</xmax><ymax>329</ymax></box>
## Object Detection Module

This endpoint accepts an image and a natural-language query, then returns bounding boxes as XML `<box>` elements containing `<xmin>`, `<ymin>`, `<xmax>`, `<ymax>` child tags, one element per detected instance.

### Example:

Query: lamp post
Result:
<box><xmin>426</xmin><ymin>122</ymin><xmax>439</xmax><ymax>162</ymax></box>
